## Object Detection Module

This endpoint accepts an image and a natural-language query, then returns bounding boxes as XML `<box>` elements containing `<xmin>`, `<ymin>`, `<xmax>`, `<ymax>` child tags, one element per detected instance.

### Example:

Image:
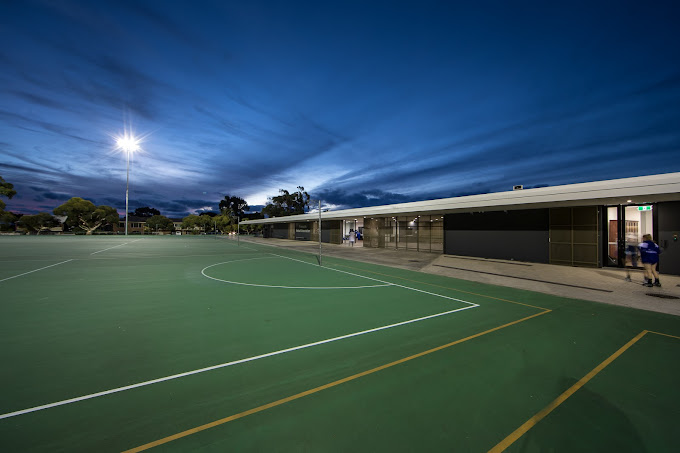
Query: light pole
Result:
<box><xmin>310</xmin><ymin>199</ymin><xmax>322</xmax><ymax>265</ymax></box>
<box><xmin>116</xmin><ymin>134</ymin><xmax>140</xmax><ymax>236</ymax></box>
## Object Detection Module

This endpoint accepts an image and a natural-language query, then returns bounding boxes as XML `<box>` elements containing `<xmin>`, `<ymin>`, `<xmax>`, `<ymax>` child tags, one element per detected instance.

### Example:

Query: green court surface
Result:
<box><xmin>1</xmin><ymin>236</ymin><xmax>679</xmax><ymax>452</ymax></box>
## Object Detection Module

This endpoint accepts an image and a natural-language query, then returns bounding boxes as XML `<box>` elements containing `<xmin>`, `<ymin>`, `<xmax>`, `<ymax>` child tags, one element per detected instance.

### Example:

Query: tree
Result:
<box><xmin>262</xmin><ymin>186</ymin><xmax>310</xmax><ymax>217</ymax></box>
<box><xmin>19</xmin><ymin>212</ymin><xmax>60</xmax><ymax>234</ymax></box>
<box><xmin>133</xmin><ymin>206</ymin><xmax>161</xmax><ymax>217</ymax></box>
<box><xmin>213</xmin><ymin>213</ymin><xmax>233</xmax><ymax>233</ymax></box>
<box><xmin>53</xmin><ymin>197</ymin><xmax>119</xmax><ymax>235</ymax></box>
<box><xmin>219</xmin><ymin>195</ymin><xmax>249</xmax><ymax>220</ymax></box>
<box><xmin>181</xmin><ymin>214</ymin><xmax>215</xmax><ymax>233</ymax></box>
<box><xmin>145</xmin><ymin>215</ymin><xmax>174</xmax><ymax>232</ymax></box>
<box><xmin>239</xmin><ymin>216</ymin><xmax>263</xmax><ymax>235</ymax></box>
<box><xmin>0</xmin><ymin>211</ymin><xmax>18</xmax><ymax>232</ymax></box>
<box><xmin>196</xmin><ymin>213</ymin><xmax>215</xmax><ymax>232</ymax></box>
<box><xmin>0</xmin><ymin>176</ymin><xmax>17</xmax><ymax>212</ymax></box>
<box><xmin>181</xmin><ymin>214</ymin><xmax>199</xmax><ymax>231</ymax></box>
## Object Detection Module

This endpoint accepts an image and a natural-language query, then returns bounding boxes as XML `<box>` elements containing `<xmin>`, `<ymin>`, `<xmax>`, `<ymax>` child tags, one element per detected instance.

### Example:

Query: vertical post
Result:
<box><xmin>214</xmin><ymin>220</ymin><xmax>217</xmax><ymax>239</ymax></box>
<box><xmin>318</xmin><ymin>200</ymin><xmax>322</xmax><ymax>266</ymax></box>
<box><xmin>125</xmin><ymin>150</ymin><xmax>129</xmax><ymax>236</ymax></box>
<box><xmin>237</xmin><ymin>216</ymin><xmax>240</xmax><ymax>246</ymax></box>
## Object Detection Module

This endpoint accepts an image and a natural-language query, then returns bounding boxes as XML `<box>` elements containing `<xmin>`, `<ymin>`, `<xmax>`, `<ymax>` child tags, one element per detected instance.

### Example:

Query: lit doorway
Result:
<box><xmin>342</xmin><ymin>218</ymin><xmax>364</xmax><ymax>246</ymax></box>
<box><xmin>606</xmin><ymin>205</ymin><xmax>654</xmax><ymax>268</ymax></box>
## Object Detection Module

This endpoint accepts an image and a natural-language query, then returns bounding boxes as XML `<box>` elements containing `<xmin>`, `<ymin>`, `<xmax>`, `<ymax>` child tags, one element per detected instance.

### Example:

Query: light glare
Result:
<box><xmin>116</xmin><ymin>134</ymin><xmax>141</xmax><ymax>153</ymax></box>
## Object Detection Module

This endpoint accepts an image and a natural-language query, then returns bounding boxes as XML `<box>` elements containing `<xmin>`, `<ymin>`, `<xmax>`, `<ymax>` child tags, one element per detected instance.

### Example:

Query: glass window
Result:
<box><xmin>430</xmin><ymin>216</ymin><xmax>444</xmax><ymax>253</ymax></box>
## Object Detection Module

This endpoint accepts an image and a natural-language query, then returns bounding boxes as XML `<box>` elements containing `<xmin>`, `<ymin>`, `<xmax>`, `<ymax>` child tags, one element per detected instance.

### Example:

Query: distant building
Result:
<box><xmin>114</xmin><ymin>215</ymin><xmax>149</xmax><ymax>234</ymax></box>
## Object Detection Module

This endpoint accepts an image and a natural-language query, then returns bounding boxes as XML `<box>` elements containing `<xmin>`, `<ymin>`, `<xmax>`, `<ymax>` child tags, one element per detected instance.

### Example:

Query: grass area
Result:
<box><xmin>0</xmin><ymin>235</ymin><xmax>678</xmax><ymax>452</ymax></box>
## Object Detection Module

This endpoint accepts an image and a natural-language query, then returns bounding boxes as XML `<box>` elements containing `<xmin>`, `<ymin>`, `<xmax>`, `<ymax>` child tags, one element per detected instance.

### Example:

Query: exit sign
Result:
<box><xmin>637</xmin><ymin>206</ymin><xmax>652</xmax><ymax>211</ymax></box>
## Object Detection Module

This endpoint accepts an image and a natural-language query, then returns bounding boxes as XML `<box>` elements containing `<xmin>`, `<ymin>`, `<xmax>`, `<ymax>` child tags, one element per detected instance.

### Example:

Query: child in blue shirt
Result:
<box><xmin>639</xmin><ymin>234</ymin><xmax>661</xmax><ymax>287</ymax></box>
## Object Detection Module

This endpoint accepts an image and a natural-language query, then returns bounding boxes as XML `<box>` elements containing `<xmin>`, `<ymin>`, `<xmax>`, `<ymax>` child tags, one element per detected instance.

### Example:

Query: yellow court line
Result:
<box><xmin>488</xmin><ymin>329</ymin><xmax>680</xmax><ymax>452</ymax></box>
<box><xmin>123</xmin><ymin>309</ymin><xmax>551</xmax><ymax>452</ymax></box>
<box><xmin>333</xmin><ymin>263</ymin><xmax>550</xmax><ymax>311</ymax></box>
<box><xmin>647</xmin><ymin>330</ymin><xmax>680</xmax><ymax>340</ymax></box>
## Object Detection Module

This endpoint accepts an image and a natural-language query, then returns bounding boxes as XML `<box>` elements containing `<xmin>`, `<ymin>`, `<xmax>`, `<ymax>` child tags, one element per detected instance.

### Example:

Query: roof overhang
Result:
<box><xmin>241</xmin><ymin>172</ymin><xmax>680</xmax><ymax>225</ymax></box>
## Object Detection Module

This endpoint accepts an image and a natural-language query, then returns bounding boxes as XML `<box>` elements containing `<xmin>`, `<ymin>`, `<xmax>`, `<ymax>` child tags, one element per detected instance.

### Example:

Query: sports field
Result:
<box><xmin>1</xmin><ymin>235</ymin><xmax>679</xmax><ymax>452</ymax></box>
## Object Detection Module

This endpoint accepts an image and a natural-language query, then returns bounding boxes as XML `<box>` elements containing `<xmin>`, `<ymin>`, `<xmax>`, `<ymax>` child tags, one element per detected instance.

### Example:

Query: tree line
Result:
<box><xmin>1</xmin><ymin>175</ymin><xmax>313</xmax><ymax>235</ymax></box>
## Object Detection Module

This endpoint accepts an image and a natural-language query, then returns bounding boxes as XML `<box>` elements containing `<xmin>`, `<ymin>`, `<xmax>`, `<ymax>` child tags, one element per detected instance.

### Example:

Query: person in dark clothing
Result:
<box><xmin>639</xmin><ymin>234</ymin><xmax>661</xmax><ymax>287</ymax></box>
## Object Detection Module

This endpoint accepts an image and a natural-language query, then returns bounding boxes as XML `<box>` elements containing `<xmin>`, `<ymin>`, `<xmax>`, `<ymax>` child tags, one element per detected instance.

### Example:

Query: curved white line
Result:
<box><xmin>201</xmin><ymin>256</ymin><xmax>392</xmax><ymax>290</ymax></box>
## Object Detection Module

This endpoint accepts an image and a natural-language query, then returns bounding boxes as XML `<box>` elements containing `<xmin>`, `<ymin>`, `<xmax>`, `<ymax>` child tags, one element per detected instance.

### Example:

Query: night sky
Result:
<box><xmin>2</xmin><ymin>1</ymin><xmax>679</xmax><ymax>218</ymax></box>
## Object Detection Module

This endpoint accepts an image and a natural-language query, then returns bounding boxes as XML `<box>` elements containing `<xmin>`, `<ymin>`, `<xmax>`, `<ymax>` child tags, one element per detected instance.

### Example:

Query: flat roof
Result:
<box><xmin>241</xmin><ymin>172</ymin><xmax>680</xmax><ymax>225</ymax></box>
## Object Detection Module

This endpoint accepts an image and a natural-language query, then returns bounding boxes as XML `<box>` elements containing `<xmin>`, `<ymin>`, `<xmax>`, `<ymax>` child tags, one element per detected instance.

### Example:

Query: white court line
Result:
<box><xmin>90</xmin><ymin>239</ymin><xmax>144</xmax><ymax>255</ymax></box>
<box><xmin>0</xmin><ymin>259</ymin><xmax>73</xmax><ymax>283</ymax></box>
<box><xmin>270</xmin><ymin>253</ymin><xmax>478</xmax><ymax>306</ymax></box>
<box><xmin>202</xmin><ymin>256</ymin><xmax>391</xmax><ymax>289</ymax></box>
<box><xmin>215</xmin><ymin>236</ymin><xmax>258</xmax><ymax>252</ymax></box>
<box><xmin>0</xmin><ymin>303</ymin><xmax>476</xmax><ymax>420</ymax></box>
<box><xmin>1</xmin><ymin>246</ymin><xmax>480</xmax><ymax>419</ymax></box>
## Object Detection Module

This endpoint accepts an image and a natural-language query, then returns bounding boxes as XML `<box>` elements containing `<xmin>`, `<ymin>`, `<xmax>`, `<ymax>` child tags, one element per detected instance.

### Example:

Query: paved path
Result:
<box><xmin>240</xmin><ymin>237</ymin><xmax>680</xmax><ymax>317</ymax></box>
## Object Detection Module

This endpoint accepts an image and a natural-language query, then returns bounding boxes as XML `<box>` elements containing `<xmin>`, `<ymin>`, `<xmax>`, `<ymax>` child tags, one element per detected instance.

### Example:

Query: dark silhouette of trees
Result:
<box><xmin>219</xmin><ymin>195</ymin><xmax>249</xmax><ymax>219</ymax></box>
<box><xmin>53</xmin><ymin>197</ymin><xmax>119</xmax><ymax>235</ymax></box>
<box><xmin>133</xmin><ymin>206</ymin><xmax>161</xmax><ymax>217</ymax></box>
<box><xmin>0</xmin><ymin>176</ymin><xmax>17</xmax><ymax>212</ymax></box>
<box><xmin>262</xmin><ymin>186</ymin><xmax>310</xmax><ymax>217</ymax></box>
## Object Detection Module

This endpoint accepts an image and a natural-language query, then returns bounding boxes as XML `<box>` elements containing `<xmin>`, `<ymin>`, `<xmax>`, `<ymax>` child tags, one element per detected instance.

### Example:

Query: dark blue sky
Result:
<box><xmin>2</xmin><ymin>0</ymin><xmax>679</xmax><ymax>217</ymax></box>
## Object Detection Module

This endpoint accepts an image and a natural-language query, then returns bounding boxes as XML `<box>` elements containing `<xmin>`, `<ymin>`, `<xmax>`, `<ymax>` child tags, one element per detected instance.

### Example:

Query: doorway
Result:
<box><xmin>605</xmin><ymin>205</ymin><xmax>654</xmax><ymax>268</ymax></box>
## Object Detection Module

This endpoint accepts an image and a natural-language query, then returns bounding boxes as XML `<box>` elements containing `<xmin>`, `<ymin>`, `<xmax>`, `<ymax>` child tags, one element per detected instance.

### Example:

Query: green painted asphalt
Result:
<box><xmin>0</xmin><ymin>236</ymin><xmax>678</xmax><ymax>452</ymax></box>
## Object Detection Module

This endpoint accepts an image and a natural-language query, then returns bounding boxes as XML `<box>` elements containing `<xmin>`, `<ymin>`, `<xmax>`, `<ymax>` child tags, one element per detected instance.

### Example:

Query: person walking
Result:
<box><xmin>348</xmin><ymin>228</ymin><xmax>356</xmax><ymax>247</ymax></box>
<box><xmin>624</xmin><ymin>232</ymin><xmax>639</xmax><ymax>282</ymax></box>
<box><xmin>639</xmin><ymin>234</ymin><xmax>661</xmax><ymax>287</ymax></box>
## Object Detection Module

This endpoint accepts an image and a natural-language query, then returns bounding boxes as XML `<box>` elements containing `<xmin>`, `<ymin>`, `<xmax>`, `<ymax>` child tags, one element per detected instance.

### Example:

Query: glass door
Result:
<box><xmin>623</xmin><ymin>205</ymin><xmax>653</xmax><ymax>269</ymax></box>
<box><xmin>606</xmin><ymin>206</ymin><xmax>620</xmax><ymax>266</ymax></box>
<box><xmin>605</xmin><ymin>205</ymin><xmax>654</xmax><ymax>268</ymax></box>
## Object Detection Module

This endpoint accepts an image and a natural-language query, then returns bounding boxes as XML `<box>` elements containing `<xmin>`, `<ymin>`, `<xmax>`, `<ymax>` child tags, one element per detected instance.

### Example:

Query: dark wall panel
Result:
<box><xmin>322</xmin><ymin>220</ymin><xmax>343</xmax><ymax>244</ymax></box>
<box><xmin>445</xmin><ymin>230</ymin><xmax>549</xmax><ymax>262</ymax></box>
<box><xmin>271</xmin><ymin>223</ymin><xmax>290</xmax><ymax>239</ymax></box>
<box><xmin>657</xmin><ymin>201</ymin><xmax>680</xmax><ymax>275</ymax></box>
<box><xmin>444</xmin><ymin>209</ymin><xmax>549</xmax><ymax>262</ymax></box>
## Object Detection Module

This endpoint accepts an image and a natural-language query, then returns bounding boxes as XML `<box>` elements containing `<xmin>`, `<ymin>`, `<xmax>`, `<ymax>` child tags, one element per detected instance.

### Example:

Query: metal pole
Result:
<box><xmin>318</xmin><ymin>200</ymin><xmax>322</xmax><ymax>266</ymax></box>
<box><xmin>125</xmin><ymin>149</ymin><xmax>129</xmax><ymax>236</ymax></box>
<box><xmin>237</xmin><ymin>216</ymin><xmax>240</xmax><ymax>246</ymax></box>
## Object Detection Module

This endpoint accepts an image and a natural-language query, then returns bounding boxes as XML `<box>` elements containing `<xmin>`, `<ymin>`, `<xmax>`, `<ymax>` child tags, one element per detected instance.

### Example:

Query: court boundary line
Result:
<box><xmin>202</xmin><ymin>256</ymin><xmax>391</xmax><ymax>289</ymax></box>
<box><xmin>0</xmin><ymin>259</ymin><xmax>74</xmax><ymax>283</ymax></box>
<box><xmin>238</xmin><ymin>239</ymin><xmax>547</xmax><ymax>311</ymax></box>
<box><xmin>488</xmin><ymin>329</ymin><xmax>680</xmax><ymax>452</ymax></box>
<box><xmin>90</xmin><ymin>239</ymin><xmax>144</xmax><ymax>255</ymax></box>
<box><xmin>0</xmin><ymin>300</ymin><xmax>478</xmax><ymax>421</ymax></box>
<box><xmin>122</xmin><ymin>308</ymin><xmax>551</xmax><ymax>452</ymax></box>
<box><xmin>333</xmin><ymin>263</ymin><xmax>551</xmax><ymax>311</ymax></box>
<box><xmin>271</xmin><ymin>253</ymin><xmax>479</xmax><ymax>306</ymax></box>
<box><xmin>1</xmin><ymin>245</ymin><xmax>483</xmax><ymax>420</ymax></box>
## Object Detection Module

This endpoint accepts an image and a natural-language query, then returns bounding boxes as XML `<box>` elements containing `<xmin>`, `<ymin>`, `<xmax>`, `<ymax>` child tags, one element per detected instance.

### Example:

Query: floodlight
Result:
<box><xmin>114</xmin><ymin>133</ymin><xmax>142</xmax><ymax>236</ymax></box>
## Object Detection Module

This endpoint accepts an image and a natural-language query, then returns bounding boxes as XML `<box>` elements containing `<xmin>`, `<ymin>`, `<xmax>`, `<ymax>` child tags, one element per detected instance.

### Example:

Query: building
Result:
<box><xmin>114</xmin><ymin>215</ymin><xmax>149</xmax><ymax>234</ymax></box>
<box><xmin>240</xmin><ymin>173</ymin><xmax>680</xmax><ymax>275</ymax></box>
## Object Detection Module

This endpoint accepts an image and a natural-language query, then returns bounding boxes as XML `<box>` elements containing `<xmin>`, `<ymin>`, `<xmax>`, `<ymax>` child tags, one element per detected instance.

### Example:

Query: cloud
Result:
<box><xmin>313</xmin><ymin>188</ymin><xmax>421</xmax><ymax>210</ymax></box>
<box><xmin>42</xmin><ymin>192</ymin><xmax>68</xmax><ymax>200</ymax></box>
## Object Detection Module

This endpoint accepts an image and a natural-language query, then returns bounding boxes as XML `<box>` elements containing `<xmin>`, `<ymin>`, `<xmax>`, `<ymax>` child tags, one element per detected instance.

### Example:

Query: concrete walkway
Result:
<box><xmin>239</xmin><ymin>237</ymin><xmax>680</xmax><ymax>317</ymax></box>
